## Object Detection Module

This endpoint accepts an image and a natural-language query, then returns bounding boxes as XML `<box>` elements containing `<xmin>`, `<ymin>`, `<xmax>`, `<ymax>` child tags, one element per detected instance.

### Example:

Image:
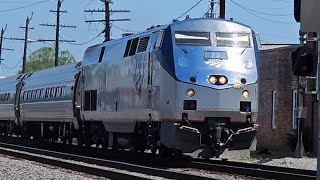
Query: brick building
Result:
<box><xmin>257</xmin><ymin>44</ymin><xmax>316</xmax><ymax>153</ymax></box>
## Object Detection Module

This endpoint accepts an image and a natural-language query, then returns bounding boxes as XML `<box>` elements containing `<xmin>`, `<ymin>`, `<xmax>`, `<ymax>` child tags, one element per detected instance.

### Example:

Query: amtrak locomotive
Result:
<box><xmin>0</xmin><ymin>18</ymin><xmax>258</xmax><ymax>158</ymax></box>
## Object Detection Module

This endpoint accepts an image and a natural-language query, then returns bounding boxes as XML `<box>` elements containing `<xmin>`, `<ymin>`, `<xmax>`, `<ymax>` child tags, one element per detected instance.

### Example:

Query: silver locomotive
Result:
<box><xmin>0</xmin><ymin>18</ymin><xmax>258</xmax><ymax>158</ymax></box>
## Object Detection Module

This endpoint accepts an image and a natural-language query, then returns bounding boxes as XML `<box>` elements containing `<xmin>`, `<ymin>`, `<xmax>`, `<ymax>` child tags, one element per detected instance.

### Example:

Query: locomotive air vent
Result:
<box><xmin>137</xmin><ymin>36</ymin><xmax>150</xmax><ymax>53</ymax></box>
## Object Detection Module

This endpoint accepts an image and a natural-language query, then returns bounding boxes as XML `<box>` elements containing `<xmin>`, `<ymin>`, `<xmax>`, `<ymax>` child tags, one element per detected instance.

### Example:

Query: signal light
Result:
<box><xmin>291</xmin><ymin>46</ymin><xmax>317</xmax><ymax>77</ymax></box>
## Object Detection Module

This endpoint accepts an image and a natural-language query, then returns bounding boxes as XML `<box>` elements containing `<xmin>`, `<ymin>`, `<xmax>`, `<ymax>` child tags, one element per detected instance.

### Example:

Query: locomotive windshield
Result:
<box><xmin>216</xmin><ymin>32</ymin><xmax>250</xmax><ymax>47</ymax></box>
<box><xmin>175</xmin><ymin>31</ymin><xmax>211</xmax><ymax>46</ymax></box>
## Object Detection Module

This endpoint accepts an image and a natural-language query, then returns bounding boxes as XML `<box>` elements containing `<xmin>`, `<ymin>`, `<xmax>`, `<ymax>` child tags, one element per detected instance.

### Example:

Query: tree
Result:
<box><xmin>19</xmin><ymin>47</ymin><xmax>76</xmax><ymax>73</ymax></box>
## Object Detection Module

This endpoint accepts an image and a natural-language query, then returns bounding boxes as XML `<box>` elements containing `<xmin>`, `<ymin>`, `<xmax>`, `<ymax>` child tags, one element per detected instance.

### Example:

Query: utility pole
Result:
<box><xmin>84</xmin><ymin>0</ymin><xmax>130</xmax><ymax>42</ymax></box>
<box><xmin>0</xmin><ymin>25</ymin><xmax>14</xmax><ymax>65</ymax></box>
<box><xmin>210</xmin><ymin>0</ymin><xmax>215</xmax><ymax>18</ymax></box>
<box><xmin>0</xmin><ymin>26</ymin><xmax>6</xmax><ymax>64</ymax></box>
<box><xmin>6</xmin><ymin>14</ymin><xmax>34</xmax><ymax>73</ymax></box>
<box><xmin>55</xmin><ymin>0</ymin><xmax>61</xmax><ymax>67</ymax></box>
<box><xmin>40</xmin><ymin>0</ymin><xmax>76</xmax><ymax>67</ymax></box>
<box><xmin>105</xmin><ymin>1</ymin><xmax>110</xmax><ymax>41</ymax></box>
<box><xmin>220</xmin><ymin>0</ymin><xmax>226</xmax><ymax>19</ymax></box>
<box><xmin>21</xmin><ymin>15</ymin><xmax>34</xmax><ymax>73</ymax></box>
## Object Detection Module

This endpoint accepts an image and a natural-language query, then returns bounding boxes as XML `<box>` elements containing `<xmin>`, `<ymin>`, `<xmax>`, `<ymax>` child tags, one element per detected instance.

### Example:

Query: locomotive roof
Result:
<box><xmin>86</xmin><ymin>18</ymin><xmax>253</xmax><ymax>50</ymax></box>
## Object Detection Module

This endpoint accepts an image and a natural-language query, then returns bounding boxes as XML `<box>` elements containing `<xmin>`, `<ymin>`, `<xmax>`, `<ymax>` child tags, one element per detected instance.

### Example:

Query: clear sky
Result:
<box><xmin>0</xmin><ymin>0</ymin><xmax>298</xmax><ymax>77</ymax></box>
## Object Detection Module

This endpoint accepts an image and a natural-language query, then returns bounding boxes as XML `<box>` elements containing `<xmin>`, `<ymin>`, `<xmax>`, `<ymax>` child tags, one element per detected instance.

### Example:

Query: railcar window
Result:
<box><xmin>40</xmin><ymin>89</ymin><xmax>45</xmax><ymax>98</ymax></box>
<box><xmin>32</xmin><ymin>90</ymin><xmax>36</xmax><ymax>99</ymax></box>
<box><xmin>137</xmin><ymin>36</ymin><xmax>150</xmax><ymax>53</ymax></box>
<box><xmin>36</xmin><ymin>90</ymin><xmax>40</xmax><ymax>99</ymax></box>
<box><xmin>56</xmin><ymin>87</ymin><xmax>61</xmax><ymax>97</ymax></box>
<box><xmin>23</xmin><ymin>91</ymin><xmax>27</xmax><ymax>100</ymax></box>
<box><xmin>216</xmin><ymin>32</ymin><xmax>251</xmax><ymax>47</ymax></box>
<box><xmin>61</xmin><ymin>86</ymin><xmax>66</xmax><ymax>97</ymax></box>
<box><xmin>175</xmin><ymin>31</ymin><xmax>211</xmax><ymax>46</ymax></box>
<box><xmin>45</xmin><ymin>88</ymin><xmax>50</xmax><ymax>98</ymax></box>
<box><xmin>27</xmin><ymin>90</ymin><xmax>32</xmax><ymax>100</ymax></box>
<box><xmin>50</xmin><ymin>87</ymin><xmax>55</xmax><ymax>98</ymax></box>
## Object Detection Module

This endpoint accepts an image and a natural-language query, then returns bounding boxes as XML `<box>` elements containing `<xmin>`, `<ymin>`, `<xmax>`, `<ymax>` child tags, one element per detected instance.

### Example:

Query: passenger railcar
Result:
<box><xmin>0</xmin><ymin>18</ymin><xmax>258</xmax><ymax>158</ymax></box>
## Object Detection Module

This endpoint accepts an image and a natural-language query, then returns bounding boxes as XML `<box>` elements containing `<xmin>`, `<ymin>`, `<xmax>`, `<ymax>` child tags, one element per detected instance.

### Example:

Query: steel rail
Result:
<box><xmin>0</xmin><ymin>142</ymin><xmax>215</xmax><ymax>180</ymax></box>
<box><xmin>189</xmin><ymin>158</ymin><xmax>316</xmax><ymax>180</ymax></box>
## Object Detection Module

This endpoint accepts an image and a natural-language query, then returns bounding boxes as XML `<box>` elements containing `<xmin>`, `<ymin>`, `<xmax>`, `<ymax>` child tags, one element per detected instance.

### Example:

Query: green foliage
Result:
<box><xmin>18</xmin><ymin>47</ymin><xmax>76</xmax><ymax>73</ymax></box>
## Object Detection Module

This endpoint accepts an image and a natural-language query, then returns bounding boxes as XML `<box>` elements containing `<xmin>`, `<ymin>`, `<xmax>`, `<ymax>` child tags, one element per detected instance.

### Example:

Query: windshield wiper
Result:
<box><xmin>240</xmin><ymin>44</ymin><xmax>250</xmax><ymax>55</ymax></box>
<box><xmin>179</xmin><ymin>45</ymin><xmax>189</xmax><ymax>53</ymax></box>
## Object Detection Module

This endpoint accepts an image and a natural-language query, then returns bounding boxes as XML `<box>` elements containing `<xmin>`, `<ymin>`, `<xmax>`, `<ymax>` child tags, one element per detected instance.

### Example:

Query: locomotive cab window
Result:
<box><xmin>216</xmin><ymin>32</ymin><xmax>251</xmax><ymax>47</ymax></box>
<box><xmin>175</xmin><ymin>31</ymin><xmax>211</xmax><ymax>46</ymax></box>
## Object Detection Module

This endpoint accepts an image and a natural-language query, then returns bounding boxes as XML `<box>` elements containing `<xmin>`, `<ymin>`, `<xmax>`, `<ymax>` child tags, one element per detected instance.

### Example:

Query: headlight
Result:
<box><xmin>186</xmin><ymin>89</ymin><xmax>195</xmax><ymax>97</ymax></box>
<box><xmin>242</xmin><ymin>90</ymin><xmax>249</xmax><ymax>98</ymax></box>
<box><xmin>218</xmin><ymin>76</ymin><xmax>228</xmax><ymax>85</ymax></box>
<box><xmin>208</xmin><ymin>75</ymin><xmax>217</xmax><ymax>84</ymax></box>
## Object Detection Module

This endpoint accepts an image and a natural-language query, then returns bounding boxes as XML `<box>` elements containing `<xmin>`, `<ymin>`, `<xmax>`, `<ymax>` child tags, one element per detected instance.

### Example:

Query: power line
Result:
<box><xmin>112</xmin><ymin>24</ymin><xmax>139</xmax><ymax>33</ymax></box>
<box><xmin>60</xmin><ymin>31</ymin><xmax>104</xmax><ymax>46</ymax></box>
<box><xmin>175</xmin><ymin>0</ymin><xmax>204</xmax><ymax>20</ymax></box>
<box><xmin>0</xmin><ymin>0</ymin><xmax>50</xmax><ymax>13</ymax></box>
<box><xmin>229</xmin><ymin>0</ymin><xmax>295</xmax><ymax>24</ymax></box>
<box><xmin>2</xmin><ymin>58</ymin><xmax>23</xmax><ymax>69</ymax></box>
<box><xmin>230</xmin><ymin>1</ymin><xmax>293</xmax><ymax>16</ymax></box>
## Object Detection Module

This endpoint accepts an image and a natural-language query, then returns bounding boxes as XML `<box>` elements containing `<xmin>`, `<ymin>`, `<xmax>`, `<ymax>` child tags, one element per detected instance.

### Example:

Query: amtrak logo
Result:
<box><xmin>204</xmin><ymin>60</ymin><xmax>223</xmax><ymax>68</ymax></box>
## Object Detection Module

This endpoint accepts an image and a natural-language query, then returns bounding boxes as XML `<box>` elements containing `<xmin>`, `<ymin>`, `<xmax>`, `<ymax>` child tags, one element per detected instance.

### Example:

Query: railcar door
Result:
<box><xmin>147</xmin><ymin>30</ymin><xmax>164</xmax><ymax>111</ymax></box>
<box><xmin>14</xmin><ymin>74</ymin><xmax>27</xmax><ymax>126</ymax></box>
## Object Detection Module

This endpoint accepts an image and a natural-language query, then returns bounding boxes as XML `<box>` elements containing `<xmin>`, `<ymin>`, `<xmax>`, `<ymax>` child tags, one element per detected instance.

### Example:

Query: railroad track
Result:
<box><xmin>0</xmin><ymin>137</ymin><xmax>316</xmax><ymax>179</ymax></box>
<box><xmin>188</xmin><ymin>158</ymin><xmax>316</xmax><ymax>180</ymax></box>
<box><xmin>0</xmin><ymin>141</ymin><xmax>214</xmax><ymax>180</ymax></box>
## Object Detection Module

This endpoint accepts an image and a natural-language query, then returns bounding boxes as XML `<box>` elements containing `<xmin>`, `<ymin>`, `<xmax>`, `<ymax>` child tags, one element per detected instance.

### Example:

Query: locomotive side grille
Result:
<box><xmin>137</xmin><ymin>36</ymin><xmax>150</xmax><ymax>53</ymax></box>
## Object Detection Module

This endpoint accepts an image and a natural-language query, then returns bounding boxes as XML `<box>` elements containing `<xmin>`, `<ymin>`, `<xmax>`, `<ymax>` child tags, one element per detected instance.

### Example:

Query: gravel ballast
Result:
<box><xmin>254</xmin><ymin>156</ymin><xmax>317</xmax><ymax>170</ymax></box>
<box><xmin>0</xmin><ymin>154</ymin><xmax>105</xmax><ymax>180</ymax></box>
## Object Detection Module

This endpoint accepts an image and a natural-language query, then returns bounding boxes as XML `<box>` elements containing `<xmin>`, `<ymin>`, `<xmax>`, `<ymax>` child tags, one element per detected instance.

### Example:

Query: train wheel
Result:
<box><xmin>151</xmin><ymin>146</ymin><xmax>157</xmax><ymax>154</ymax></box>
<box><xmin>77</xmin><ymin>134</ymin><xmax>83</xmax><ymax>146</ymax></box>
<box><xmin>159</xmin><ymin>144</ymin><xmax>171</xmax><ymax>157</ymax></box>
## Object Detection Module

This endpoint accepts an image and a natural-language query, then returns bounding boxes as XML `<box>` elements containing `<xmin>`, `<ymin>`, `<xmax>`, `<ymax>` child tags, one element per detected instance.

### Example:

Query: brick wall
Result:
<box><xmin>257</xmin><ymin>45</ymin><xmax>314</xmax><ymax>152</ymax></box>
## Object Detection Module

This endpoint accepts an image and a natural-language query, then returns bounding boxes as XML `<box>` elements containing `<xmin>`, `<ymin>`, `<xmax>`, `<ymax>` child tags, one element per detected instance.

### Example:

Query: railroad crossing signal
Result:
<box><xmin>291</xmin><ymin>45</ymin><xmax>317</xmax><ymax>77</ymax></box>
